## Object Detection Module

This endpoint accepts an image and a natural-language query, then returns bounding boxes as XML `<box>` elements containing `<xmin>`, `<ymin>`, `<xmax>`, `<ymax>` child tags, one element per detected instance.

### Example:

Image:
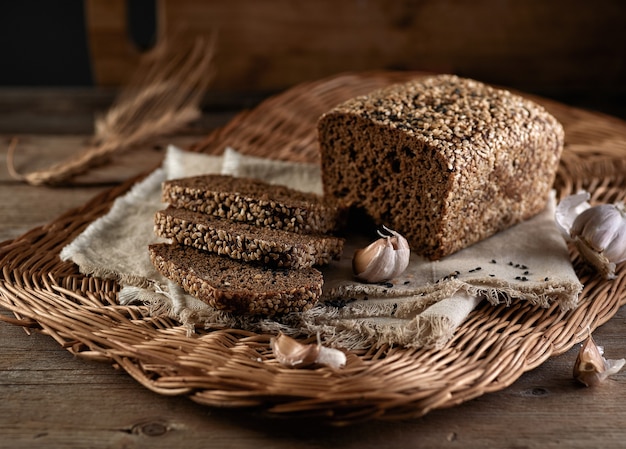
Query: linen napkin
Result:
<box><xmin>307</xmin><ymin>192</ymin><xmax>581</xmax><ymax>349</ymax></box>
<box><xmin>61</xmin><ymin>146</ymin><xmax>583</xmax><ymax>349</ymax></box>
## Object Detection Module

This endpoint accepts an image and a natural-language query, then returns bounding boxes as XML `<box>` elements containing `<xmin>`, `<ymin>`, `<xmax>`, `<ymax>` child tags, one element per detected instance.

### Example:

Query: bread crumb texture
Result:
<box><xmin>154</xmin><ymin>207</ymin><xmax>344</xmax><ymax>269</ymax></box>
<box><xmin>318</xmin><ymin>74</ymin><xmax>564</xmax><ymax>259</ymax></box>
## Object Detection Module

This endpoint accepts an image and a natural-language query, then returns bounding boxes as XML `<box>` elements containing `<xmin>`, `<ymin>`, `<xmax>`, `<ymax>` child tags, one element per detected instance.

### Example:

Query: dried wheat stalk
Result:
<box><xmin>8</xmin><ymin>35</ymin><xmax>215</xmax><ymax>186</ymax></box>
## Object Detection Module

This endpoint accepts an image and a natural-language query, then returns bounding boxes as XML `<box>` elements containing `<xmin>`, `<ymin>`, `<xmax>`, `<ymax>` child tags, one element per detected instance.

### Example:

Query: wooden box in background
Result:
<box><xmin>86</xmin><ymin>0</ymin><xmax>624</xmax><ymax>101</ymax></box>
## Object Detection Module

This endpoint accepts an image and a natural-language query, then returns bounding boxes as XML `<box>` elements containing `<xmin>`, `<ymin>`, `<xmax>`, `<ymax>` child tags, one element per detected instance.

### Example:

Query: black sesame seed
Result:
<box><xmin>521</xmin><ymin>265</ymin><xmax>528</xmax><ymax>270</ymax></box>
<box><xmin>390</xmin><ymin>303</ymin><xmax>398</xmax><ymax>316</ymax></box>
<box><xmin>491</xmin><ymin>259</ymin><xmax>497</xmax><ymax>264</ymax></box>
<box><xmin>544</xmin><ymin>277</ymin><xmax>549</xmax><ymax>281</ymax></box>
<box><xmin>403</xmin><ymin>280</ymin><xmax>410</xmax><ymax>285</ymax></box>
<box><xmin>523</xmin><ymin>271</ymin><xmax>529</xmax><ymax>275</ymax></box>
<box><xmin>489</xmin><ymin>274</ymin><xmax>495</xmax><ymax>277</ymax></box>
<box><xmin>327</xmin><ymin>298</ymin><xmax>347</xmax><ymax>308</ymax></box>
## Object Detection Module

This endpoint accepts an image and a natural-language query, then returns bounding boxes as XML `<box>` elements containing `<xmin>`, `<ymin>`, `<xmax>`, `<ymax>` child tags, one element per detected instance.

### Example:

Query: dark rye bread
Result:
<box><xmin>318</xmin><ymin>74</ymin><xmax>564</xmax><ymax>260</ymax></box>
<box><xmin>162</xmin><ymin>174</ymin><xmax>344</xmax><ymax>234</ymax></box>
<box><xmin>148</xmin><ymin>243</ymin><xmax>323</xmax><ymax>316</ymax></box>
<box><xmin>154</xmin><ymin>207</ymin><xmax>344</xmax><ymax>269</ymax></box>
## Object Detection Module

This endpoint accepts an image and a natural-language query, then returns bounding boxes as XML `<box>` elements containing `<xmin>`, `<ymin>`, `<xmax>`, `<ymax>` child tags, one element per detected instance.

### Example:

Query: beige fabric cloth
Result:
<box><xmin>61</xmin><ymin>146</ymin><xmax>583</xmax><ymax>349</ymax></box>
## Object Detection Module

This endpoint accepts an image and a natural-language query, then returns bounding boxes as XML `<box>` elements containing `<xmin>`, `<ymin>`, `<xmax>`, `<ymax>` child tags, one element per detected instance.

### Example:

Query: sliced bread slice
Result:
<box><xmin>155</xmin><ymin>207</ymin><xmax>344</xmax><ymax>269</ymax></box>
<box><xmin>161</xmin><ymin>174</ymin><xmax>344</xmax><ymax>234</ymax></box>
<box><xmin>148</xmin><ymin>243</ymin><xmax>323</xmax><ymax>316</ymax></box>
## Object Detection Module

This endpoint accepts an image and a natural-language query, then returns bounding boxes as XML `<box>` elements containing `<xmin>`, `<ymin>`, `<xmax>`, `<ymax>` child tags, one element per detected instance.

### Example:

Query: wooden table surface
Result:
<box><xmin>1</xmin><ymin>88</ymin><xmax>625</xmax><ymax>449</ymax></box>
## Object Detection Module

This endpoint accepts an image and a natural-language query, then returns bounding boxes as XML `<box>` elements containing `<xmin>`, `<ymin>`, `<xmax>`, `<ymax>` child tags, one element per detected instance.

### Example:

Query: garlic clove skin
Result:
<box><xmin>604</xmin><ymin>222</ymin><xmax>626</xmax><ymax>263</ymax></box>
<box><xmin>570</xmin><ymin>203</ymin><xmax>626</xmax><ymax>279</ymax></box>
<box><xmin>571</xmin><ymin>204</ymin><xmax>626</xmax><ymax>254</ymax></box>
<box><xmin>573</xmin><ymin>237</ymin><xmax>617</xmax><ymax>280</ymax></box>
<box><xmin>574</xmin><ymin>334</ymin><xmax>626</xmax><ymax>387</ymax></box>
<box><xmin>555</xmin><ymin>190</ymin><xmax>591</xmax><ymax>240</ymax></box>
<box><xmin>352</xmin><ymin>226</ymin><xmax>410</xmax><ymax>283</ymax></box>
<box><xmin>270</xmin><ymin>333</ymin><xmax>346</xmax><ymax>370</ymax></box>
<box><xmin>352</xmin><ymin>239</ymin><xmax>385</xmax><ymax>277</ymax></box>
<box><xmin>383</xmin><ymin>226</ymin><xmax>411</xmax><ymax>279</ymax></box>
<box><xmin>315</xmin><ymin>345</ymin><xmax>347</xmax><ymax>370</ymax></box>
<box><xmin>270</xmin><ymin>332</ymin><xmax>320</xmax><ymax>368</ymax></box>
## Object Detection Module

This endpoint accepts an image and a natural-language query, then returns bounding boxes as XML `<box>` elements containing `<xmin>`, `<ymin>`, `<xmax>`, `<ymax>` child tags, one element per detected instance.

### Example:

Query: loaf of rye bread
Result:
<box><xmin>154</xmin><ymin>207</ymin><xmax>344</xmax><ymax>269</ymax></box>
<box><xmin>149</xmin><ymin>243</ymin><xmax>323</xmax><ymax>316</ymax></box>
<box><xmin>318</xmin><ymin>74</ymin><xmax>564</xmax><ymax>260</ymax></box>
<box><xmin>162</xmin><ymin>174</ymin><xmax>344</xmax><ymax>234</ymax></box>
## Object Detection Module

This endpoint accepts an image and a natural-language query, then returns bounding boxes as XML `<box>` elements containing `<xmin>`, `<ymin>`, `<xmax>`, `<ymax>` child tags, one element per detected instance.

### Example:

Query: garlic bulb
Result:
<box><xmin>352</xmin><ymin>226</ymin><xmax>410</xmax><ymax>283</ymax></box>
<box><xmin>556</xmin><ymin>191</ymin><xmax>626</xmax><ymax>279</ymax></box>
<box><xmin>270</xmin><ymin>332</ymin><xmax>346</xmax><ymax>370</ymax></box>
<box><xmin>570</xmin><ymin>203</ymin><xmax>626</xmax><ymax>279</ymax></box>
<box><xmin>573</xmin><ymin>333</ymin><xmax>625</xmax><ymax>387</ymax></box>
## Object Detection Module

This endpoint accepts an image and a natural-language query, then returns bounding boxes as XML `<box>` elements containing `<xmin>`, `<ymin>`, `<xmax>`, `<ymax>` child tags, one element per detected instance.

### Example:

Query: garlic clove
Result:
<box><xmin>605</xmin><ymin>226</ymin><xmax>626</xmax><ymax>263</ymax></box>
<box><xmin>573</xmin><ymin>334</ymin><xmax>625</xmax><ymax>387</ymax></box>
<box><xmin>352</xmin><ymin>239</ymin><xmax>385</xmax><ymax>277</ymax></box>
<box><xmin>270</xmin><ymin>333</ymin><xmax>346</xmax><ymax>369</ymax></box>
<box><xmin>352</xmin><ymin>226</ymin><xmax>410</xmax><ymax>283</ymax></box>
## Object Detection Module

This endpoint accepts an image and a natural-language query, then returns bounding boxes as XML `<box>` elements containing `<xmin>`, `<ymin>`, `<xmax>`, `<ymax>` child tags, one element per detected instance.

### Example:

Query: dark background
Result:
<box><xmin>0</xmin><ymin>1</ymin><xmax>156</xmax><ymax>86</ymax></box>
<box><xmin>0</xmin><ymin>0</ymin><xmax>624</xmax><ymax>119</ymax></box>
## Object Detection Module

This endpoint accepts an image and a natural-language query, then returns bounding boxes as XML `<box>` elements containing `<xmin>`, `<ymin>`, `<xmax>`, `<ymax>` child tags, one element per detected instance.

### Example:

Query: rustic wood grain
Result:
<box><xmin>1</xmin><ymin>306</ymin><xmax>624</xmax><ymax>449</ymax></box>
<box><xmin>85</xmin><ymin>0</ymin><xmax>626</xmax><ymax>99</ymax></box>
<box><xmin>1</xmin><ymin>89</ymin><xmax>625</xmax><ymax>448</ymax></box>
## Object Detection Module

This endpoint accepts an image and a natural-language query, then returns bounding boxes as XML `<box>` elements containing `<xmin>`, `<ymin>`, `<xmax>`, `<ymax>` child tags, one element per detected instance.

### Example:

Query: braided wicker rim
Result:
<box><xmin>1</xmin><ymin>71</ymin><xmax>626</xmax><ymax>424</ymax></box>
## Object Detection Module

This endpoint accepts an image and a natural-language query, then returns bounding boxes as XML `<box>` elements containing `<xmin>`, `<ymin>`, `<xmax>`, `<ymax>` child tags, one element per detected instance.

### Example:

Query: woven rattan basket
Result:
<box><xmin>1</xmin><ymin>71</ymin><xmax>626</xmax><ymax>424</ymax></box>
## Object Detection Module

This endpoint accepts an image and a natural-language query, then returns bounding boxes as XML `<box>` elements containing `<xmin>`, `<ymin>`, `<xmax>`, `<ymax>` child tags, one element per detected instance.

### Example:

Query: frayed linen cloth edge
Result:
<box><xmin>301</xmin><ymin>292</ymin><xmax>482</xmax><ymax>350</ymax></box>
<box><xmin>60</xmin><ymin>145</ymin><xmax>583</xmax><ymax>351</ymax></box>
<box><xmin>59</xmin><ymin>167</ymin><xmax>166</xmax><ymax>288</ymax></box>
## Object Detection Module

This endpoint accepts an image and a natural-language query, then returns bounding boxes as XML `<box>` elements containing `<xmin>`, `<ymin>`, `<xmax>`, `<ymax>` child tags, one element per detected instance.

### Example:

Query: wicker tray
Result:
<box><xmin>2</xmin><ymin>71</ymin><xmax>626</xmax><ymax>424</ymax></box>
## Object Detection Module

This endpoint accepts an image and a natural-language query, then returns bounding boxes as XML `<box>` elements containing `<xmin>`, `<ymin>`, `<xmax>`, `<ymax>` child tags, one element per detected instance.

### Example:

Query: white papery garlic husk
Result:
<box><xmin>352</xmin><ymin>226</ymin><xmax>410</xmax><ymax>283</ymax></box>
<box><xmin>555</xmin><ymin>191</ymin><xmax>591</xmax><ymax>239</ymax></box>
<box><xmin>556</xmin><ymin>191</ymin><xmax>626</xmax><ymax>279</ymax></box>
<box><xmin>573</xmin><ymin>334</ymin><xmax>625</xmax><ymax>387</ymax></box>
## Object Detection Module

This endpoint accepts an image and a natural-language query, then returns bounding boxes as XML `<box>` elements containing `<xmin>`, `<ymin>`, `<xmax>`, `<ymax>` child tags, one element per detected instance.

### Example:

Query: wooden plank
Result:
<box><xmin>0</xmin><ymin>134</ymin><xmax>210</xmax><ymax>242</ymax></box>
<box><xmin>1</xmin><ymin>307</ymin><xmax>625</xmax><ymax>449</ymax></box>
<box><xmin>84</xmin><ymin>0</ymin><xmax>140</xmax><ymax>86</ymax></box>
<box><xmin>85</xmin><ymin>0</ymin><xmax>626</xmax><ymax>96</ymax></box>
